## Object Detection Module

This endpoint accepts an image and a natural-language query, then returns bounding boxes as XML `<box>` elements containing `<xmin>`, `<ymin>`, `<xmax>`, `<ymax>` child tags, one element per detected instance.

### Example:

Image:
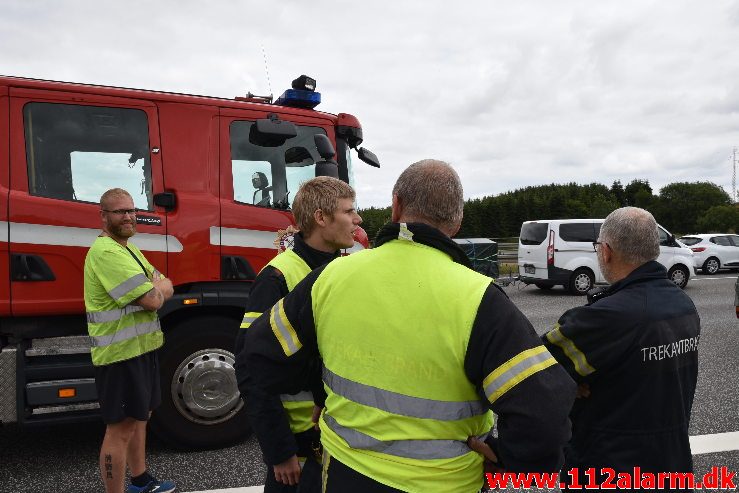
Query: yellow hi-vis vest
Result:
<box><xmin>264</xmin><ymin>248</ymin><xmax>314</xmax><ymax>434</ymax></box>
<box><xmin>84</xmin><ymin>237</ymin><xmax>163</xmax><ymax>366</ymax></box>
<box><xmin>313</xmin><ymin>239</ymin><xmax>494</xmax><ymax>493</ymax></box>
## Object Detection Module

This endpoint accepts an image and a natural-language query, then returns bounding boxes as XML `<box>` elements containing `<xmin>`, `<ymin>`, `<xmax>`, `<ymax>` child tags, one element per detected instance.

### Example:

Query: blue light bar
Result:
<box><xmin>275</xmin><ymin>89</ymin><xmax>321</xmax><ymax>109</ymax></box>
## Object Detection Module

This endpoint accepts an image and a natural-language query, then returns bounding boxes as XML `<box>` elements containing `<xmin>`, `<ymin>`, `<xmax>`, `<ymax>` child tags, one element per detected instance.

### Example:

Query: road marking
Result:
<box><xmin>183</xmin><ymin>432</ymin><xmax>739</xmax><ymax>492</ymax></box>
<box><xmin>186</xmin><ymin>488</ymin><xmax>262</xmax><ymax>493</ymax></box>
<box><xmin>691</xmin><ymin>276</ymin><xmax>738</xmax><ymax>281</ymax></box>
<box><xmin>690</xmin><ymin>431</ymin><xmax>739</xmax><ymax>455</ymax></box>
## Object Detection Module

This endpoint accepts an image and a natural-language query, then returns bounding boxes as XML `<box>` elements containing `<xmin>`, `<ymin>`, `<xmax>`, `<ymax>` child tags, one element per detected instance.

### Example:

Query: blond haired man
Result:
<box><xmin>235</xmin><ymin>176</ymin><xmax>362</xmax><ymax>493</ymax></box>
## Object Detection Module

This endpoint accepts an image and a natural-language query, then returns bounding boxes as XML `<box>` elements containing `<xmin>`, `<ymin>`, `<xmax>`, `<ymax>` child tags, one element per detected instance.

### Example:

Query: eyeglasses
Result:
<box><xmin>592</xmin><ymin>241</ymin><xmax>608</xmax><ymax>251</ymax></box>
<box><xmin>102</xmin><ymin>208</ymin><xmax>138</xmax><ymax>216</ymax></box>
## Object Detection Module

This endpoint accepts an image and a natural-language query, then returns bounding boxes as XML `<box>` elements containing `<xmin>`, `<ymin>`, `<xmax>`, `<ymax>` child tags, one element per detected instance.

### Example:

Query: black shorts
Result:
<box><xmin>94</xmin><ymin>350</ymin><xmax>161</xmax><ymax>424</ymax></box>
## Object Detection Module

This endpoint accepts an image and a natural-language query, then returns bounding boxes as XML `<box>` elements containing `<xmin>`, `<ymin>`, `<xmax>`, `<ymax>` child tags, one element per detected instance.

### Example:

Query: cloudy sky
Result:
<box><xmin>3</xmin><ymin>1</ymin><xmax>739</xmax><ymax>208</ymax></box>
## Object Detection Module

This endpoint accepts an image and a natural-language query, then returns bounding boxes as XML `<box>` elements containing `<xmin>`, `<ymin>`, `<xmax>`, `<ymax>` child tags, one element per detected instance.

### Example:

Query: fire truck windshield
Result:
<box><xmin>230</xmin><ymin>120</ymin><xmax>339</xmax><ymax>209</ymax></box>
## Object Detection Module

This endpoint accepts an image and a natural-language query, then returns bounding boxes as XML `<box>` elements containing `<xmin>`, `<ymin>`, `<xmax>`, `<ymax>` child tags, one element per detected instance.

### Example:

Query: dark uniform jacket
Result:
<box><xmin>243</xmin><ymin>223</ymin><xmax>576</xmax><ymax>472</ymax></box>
<box><xmin>234</xmin><ymin>233</ymin><xmax>337</xmax><ymax>466</ymax></box>
<box><xmin>542</xmin><ymin>261</ymin><xmax>700</xmax><ymax>477</ymax></box>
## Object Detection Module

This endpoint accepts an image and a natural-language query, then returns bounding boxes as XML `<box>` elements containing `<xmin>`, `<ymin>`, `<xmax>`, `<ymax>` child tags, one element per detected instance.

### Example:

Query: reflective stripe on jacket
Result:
<box><xmin>264</xmin><ymin>248</ymin><xmax>314</xmax><ymax>434</ymax></box>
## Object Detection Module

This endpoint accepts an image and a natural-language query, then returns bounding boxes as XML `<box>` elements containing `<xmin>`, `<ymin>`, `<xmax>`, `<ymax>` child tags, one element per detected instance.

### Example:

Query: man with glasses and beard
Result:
<box><xmin>84</xmin><ymin>188</ymin><xmax>175</xmax><ymax>493</ymax></box>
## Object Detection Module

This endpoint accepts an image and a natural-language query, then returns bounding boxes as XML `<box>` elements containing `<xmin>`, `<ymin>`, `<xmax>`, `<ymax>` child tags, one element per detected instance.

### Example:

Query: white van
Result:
<box><xmin>517</xmin><ymin>219</ymin><xmax>694</xmax><ymax>295</ymax></box>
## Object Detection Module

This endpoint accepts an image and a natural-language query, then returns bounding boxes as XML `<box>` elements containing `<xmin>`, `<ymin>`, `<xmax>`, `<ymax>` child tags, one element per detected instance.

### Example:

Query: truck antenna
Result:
<box><xmin>261</xmin><ymin>44</ymin><xmax>273</xmax><ymax>98</ymax></box>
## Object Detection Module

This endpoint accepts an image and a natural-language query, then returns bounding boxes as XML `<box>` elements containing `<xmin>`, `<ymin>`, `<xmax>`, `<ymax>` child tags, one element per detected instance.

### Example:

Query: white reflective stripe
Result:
<box><xmin>135</xmin><ymin>233</ymin><xmax>183</xmax><ymax>253</ymax></box>
<box><xmin>90</xmin><ymin>320</ymin><xmax>160</xmax><ymax>347</ymax></box>
<box><xmin>212</xmin><ymin>226</ymin><xmax>280</xmax><ymax>249</ymax></box>
<box><xmin>270</xmin><ymin>300</ymin><xmax>302</xmax><ymax>356</ymax></box>
<box><xmin>10</xmin><ymin>222</ymin><xmax>99</xmax><ymax>247</ymax></box>
<box><xmin>5</xmin><ymin>221</ymin><xmax>182</xmax><ymax>252</ymax></box>
<box><xmin>323</xmin><ymin>413</ymin><xmax>477</xmax><ymax>460</ymax></box>
<box><xmin>108</xmin><ymin>273</ymin><xmax>149</xmax><ymax>301</ymax></box>
<box><xmin>240</xmin><ymin>311</ymin><xmax>262</xmax><ymax>329</ymax></box>
<box><xmin>483</xmin><ymin>348</ymin><xmax>558</xmax><ymax>403</ymax></box>
<box><xmin>323</xmin><ymin>367</ymin><xmax>488</xmax><ymax>421</ymax></box>
<box><xmin>87</xmin><ymin>305</ymin><xmax>145</xmax><ymax>323</ymax></box>
<box><xmin>280</xmin><ymin>391</ymin><xmax>313</xmax><ymax>402</ymax></box>
<box><xmin>545</xmin><ymin>326</ymin><xmax>595</xmax><ymax>377</ymax></box>
<box><xmin>342</xmin><ymin>242</ymin><xmax>365</xmax><ymax>254</ymax></box>
<box><xmin>0</xmin><ymin>221</ymin><xmax>8</xmax><ymax>243</ymax></box>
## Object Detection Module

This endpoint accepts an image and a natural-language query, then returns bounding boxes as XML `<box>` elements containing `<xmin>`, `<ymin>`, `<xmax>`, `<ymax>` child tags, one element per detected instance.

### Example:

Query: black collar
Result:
<box><xmin>607</xmin><ymin>260</ymin><xmax>668</xmax><ymax>293</ymax></box>
<box><xmin>374</xmin><ymin>222</ymin><xmax>472</xmax><ymax>268</ymax></box>
<box><xmin>292</xmin><ymin>233</ymin><xmax>340</xmax><ymax>270</ymax></box>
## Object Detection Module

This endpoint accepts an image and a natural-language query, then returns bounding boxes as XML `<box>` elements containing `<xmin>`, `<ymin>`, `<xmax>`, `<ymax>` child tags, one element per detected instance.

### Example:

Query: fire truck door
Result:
<box><xmin>8</xmin><ymin>89</ymin><xmax>167</xmax><ymax>317</ymax></box>
<box><xmin>0</xmin><ymin>87</ymin><xmax>9</xmax><ymax>317</ymax></box>
<box><xmin>218</xmin><ymin>109</ymin><xmax>335</xmax><ymax>274</ymax></box>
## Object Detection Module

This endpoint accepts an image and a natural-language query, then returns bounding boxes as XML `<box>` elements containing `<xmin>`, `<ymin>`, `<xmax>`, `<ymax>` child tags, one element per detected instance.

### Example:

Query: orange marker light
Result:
<box><xmin>58</xmin><ymin>388</ymin><xmax>76</xmax><ymax>398</ymax></box>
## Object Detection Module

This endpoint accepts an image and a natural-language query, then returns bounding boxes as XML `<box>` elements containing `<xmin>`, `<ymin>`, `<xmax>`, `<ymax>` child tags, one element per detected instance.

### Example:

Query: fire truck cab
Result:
<box><xmin>0</xmin><ymin>74</ymin><xmax>378</xmax><ymax>448</ymax></box>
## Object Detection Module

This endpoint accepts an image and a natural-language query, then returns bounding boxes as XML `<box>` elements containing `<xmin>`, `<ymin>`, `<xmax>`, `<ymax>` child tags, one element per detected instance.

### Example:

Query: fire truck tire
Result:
<box><xmin>150</xmin><ymin>314</ymin><xmax>251</xmax><ymax>449</ymax></box>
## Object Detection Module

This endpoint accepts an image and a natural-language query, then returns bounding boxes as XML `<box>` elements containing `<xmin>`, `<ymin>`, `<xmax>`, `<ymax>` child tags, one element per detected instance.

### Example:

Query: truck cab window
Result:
<box><xmin>230</xmin><ymin>121</ymin><xmax>328</xmax><ymax>209</ymax></box>
<box><xmin>23</xmin><ymin>103</ymin><xmax>153</xmax><ymax>210</ymax></box>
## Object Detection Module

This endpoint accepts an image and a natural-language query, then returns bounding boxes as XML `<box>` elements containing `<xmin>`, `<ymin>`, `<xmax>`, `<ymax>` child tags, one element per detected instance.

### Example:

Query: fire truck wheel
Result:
<box><xmin>150</xmin><ymin>314</ymin><xmax>251</xmax><ymax>449</ymax></box>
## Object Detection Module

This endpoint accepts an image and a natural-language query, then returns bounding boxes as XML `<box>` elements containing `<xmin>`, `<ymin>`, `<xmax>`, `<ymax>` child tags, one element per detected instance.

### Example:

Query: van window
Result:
<box><xmin>520</xmin><ymin>222</ymin><xmax>549</xmax><ymax>245</ymax></box>
<box><xmin>559</xmin><ymin>223</ymin><xmax>598</xmax><ymax>242</ymax></box>
<box><xmin>230</xmin><ymin>121</ymin><xmax>327</xmax><ymax>209</ymax></box>
<box><xmin>658</xmin><ymin>227</ymin><xmax>671</xmax><ymax>246</ymax></box>
<box><xmin>23</xmin><ymin>102</ymin><xmax>153</xmax><ymax>210</ymax></box>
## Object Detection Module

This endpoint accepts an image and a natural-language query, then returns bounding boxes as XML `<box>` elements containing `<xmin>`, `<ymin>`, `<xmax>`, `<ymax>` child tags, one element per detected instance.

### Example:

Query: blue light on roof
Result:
<box><xmin>275</xmin><ymin>89</ymin><xmax>321</xmax><ymax>109</ymax></box>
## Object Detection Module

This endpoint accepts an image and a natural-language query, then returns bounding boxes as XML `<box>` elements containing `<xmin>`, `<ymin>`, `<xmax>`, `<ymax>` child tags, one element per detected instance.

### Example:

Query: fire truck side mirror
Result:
<box><xmin>357</xmin><ymin>147</ymin><xmax>380</xmax><ymax>168</ymax></box>
<box><xmin>313</xmin><ymin>134</ymin><xmax>339</xmax><ymax>178</ymax></box>
<box><xmin>314</xmin><ymin>134</ymin><xmax>336</xmax><ymax>160</ymax></box>
<box><xmin>250</xmin><ymin>116</ymin><xmax>298</xmax><ymax>147</ymax></box>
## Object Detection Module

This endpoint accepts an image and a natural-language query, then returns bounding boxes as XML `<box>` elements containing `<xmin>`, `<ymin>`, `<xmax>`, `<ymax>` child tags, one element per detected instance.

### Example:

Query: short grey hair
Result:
<box><xmin>392</xmin><ymin>159</ymin><xmax>464</xmax><ymax>229</ymax></box>
<box><xmin>600</xmin><ymin>207</ymin><xmax>660</xmax><ymax>264</ymax></box>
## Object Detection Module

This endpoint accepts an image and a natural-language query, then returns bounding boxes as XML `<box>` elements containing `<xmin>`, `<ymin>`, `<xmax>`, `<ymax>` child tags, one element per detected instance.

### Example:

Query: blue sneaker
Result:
<box><xmin>126</xmin><ymin>478</ymin><xmax>176</xmax><ymax>493</ymax></box>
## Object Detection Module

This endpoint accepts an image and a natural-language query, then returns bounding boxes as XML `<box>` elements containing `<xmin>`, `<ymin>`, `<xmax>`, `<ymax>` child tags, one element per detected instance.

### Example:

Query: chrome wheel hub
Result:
<box><xmin>172</xmin><ymin>349</ymin><xmax>242</xmax><ymax>425</ymax></box>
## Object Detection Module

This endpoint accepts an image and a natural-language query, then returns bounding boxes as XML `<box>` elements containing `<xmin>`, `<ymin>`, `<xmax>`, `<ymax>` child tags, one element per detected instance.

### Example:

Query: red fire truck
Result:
<box><xmin>0</xmin><ymin>74</ymin><xmax>379</xmax><ymax>449</ymax></box>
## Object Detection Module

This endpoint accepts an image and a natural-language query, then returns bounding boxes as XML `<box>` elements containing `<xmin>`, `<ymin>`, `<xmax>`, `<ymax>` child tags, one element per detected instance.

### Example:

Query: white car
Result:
<box><xmin>678</xmin><ymin>234</ymin><xmax>739</xmax><ymax>275</ymax></box>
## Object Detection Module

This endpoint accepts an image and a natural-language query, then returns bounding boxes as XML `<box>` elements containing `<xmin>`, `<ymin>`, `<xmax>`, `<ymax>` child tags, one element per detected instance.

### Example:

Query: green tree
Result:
<box><xmin>590</xmin><ymin>196</ymin><xmax>619</xmax><ymax>218</ymax></box>
<box><xmin>696</xmin><ymin>205</ymin><xmax>739</xmax><ymax>233</ymax></box>
<box><xmin>357</xmin><ymin>206</ymin><xmax>391</xmax><ymax>243</ymax></box>
<box><xmin>624</xmin><ymin>179</ymin><xmax>653</xmax><ymax>207</ymax></box>
<box><xmin>657</xmin><ymin>182</ymin><xmax>730</xmax><ymax>233</ymax></box>
<box><xmin>610</xmin><ymin>180</ymin><xmax>626</xmax><ymax>206</ymax></box>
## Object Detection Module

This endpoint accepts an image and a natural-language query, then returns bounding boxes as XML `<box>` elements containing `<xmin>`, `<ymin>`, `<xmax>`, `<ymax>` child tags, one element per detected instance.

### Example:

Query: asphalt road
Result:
<box><xmin>0</xmin><ymin>274</ymin><xmax>737</xmax><ymax>492</ymax></box>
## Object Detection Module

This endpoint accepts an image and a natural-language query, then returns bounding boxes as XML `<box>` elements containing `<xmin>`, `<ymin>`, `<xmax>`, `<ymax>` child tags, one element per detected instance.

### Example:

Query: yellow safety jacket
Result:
<box><xmin>84</xmin><ymin>236</ymin><xmax>163</xmax><ymax>366</ymax></box>
<box><xmin>312</xmin><ymin>239</ymin><xmax>494</xmax><ymax>493</ymax></box>
<box><xmin>253</xmin><ymin>248</ymin><xmax>314</xmax><ymax>434</ymax></box>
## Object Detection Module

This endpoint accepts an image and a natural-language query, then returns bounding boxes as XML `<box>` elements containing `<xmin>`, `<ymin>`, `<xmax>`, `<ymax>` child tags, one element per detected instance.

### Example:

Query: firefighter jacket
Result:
<box><xmin>234</xmin><ymin>233</ymin><xmax>338</xmax><ymax>466</ymax></box>
<box><xmin>542</xmin><ymin>260</ymin><xmax>700</xmax><ymax>476</ymax></box>
<box><xmin>84</xmin><ymin>236</ymin><xmax>163</xmax><ymax>366</ymax></box>
<box><xmin>243</xmin><ymin>222</ymin><xmax>576</xmax><ymax>493</ymax></box>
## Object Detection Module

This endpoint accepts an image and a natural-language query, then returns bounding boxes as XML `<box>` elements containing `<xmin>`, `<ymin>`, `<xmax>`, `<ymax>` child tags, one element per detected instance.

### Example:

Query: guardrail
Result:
<box><xmin>494</xmin><ymin>240</ymin><xmax>518</xmax><ymax>263</ymax></box>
